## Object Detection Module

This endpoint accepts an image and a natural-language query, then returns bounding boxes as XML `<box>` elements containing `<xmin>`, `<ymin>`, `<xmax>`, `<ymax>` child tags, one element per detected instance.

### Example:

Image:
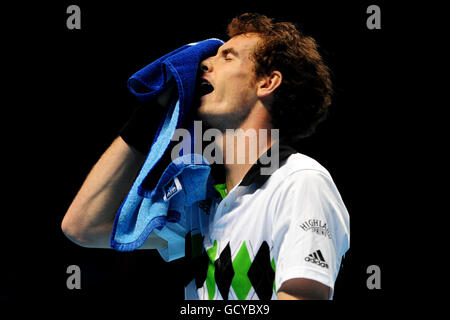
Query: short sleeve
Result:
<box><xmin>272</xmin><ymin>169</ymin><xmax>350</xmax><ymax>297</ymax></box>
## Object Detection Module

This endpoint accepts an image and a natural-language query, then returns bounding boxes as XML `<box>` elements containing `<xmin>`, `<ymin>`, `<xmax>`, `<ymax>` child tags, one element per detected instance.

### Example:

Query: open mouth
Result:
<box><xmin>198</xmin><ymin>78</ymin><xmax>214</xmax><ymax>97</ymax></box>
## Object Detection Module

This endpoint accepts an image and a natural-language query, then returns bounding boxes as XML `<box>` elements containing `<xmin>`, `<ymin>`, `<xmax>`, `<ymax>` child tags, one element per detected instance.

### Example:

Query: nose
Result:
<box><xmin>200</xmin><ymin>56</ymin><xmax>213</xmax><ymax>73</ymax></box>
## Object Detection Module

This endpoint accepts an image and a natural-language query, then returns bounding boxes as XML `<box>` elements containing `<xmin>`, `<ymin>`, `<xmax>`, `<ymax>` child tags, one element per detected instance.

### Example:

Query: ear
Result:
<box><xmin>256</xmin><ymin>71</ymin><xmax>282</xmax><ymax>99</ymax></box>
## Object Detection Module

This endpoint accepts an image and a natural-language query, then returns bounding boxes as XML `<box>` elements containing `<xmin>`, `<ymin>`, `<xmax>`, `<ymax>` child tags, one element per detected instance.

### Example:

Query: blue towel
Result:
<box><xmin>110</xmin><ymin>38</ymin><xmax>224</xmax><ymax>257</ymax></box>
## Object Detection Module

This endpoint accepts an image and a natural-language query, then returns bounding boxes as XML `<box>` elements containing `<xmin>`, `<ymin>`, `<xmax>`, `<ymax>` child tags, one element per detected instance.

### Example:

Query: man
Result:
<box><xmin>61</xmin><ymin>13</ymin><xmax>349</xmax><ymax>300</ymax></box>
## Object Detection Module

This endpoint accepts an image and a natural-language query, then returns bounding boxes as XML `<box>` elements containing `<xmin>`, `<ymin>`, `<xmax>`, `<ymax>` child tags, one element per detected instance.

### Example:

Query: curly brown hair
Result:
<box><xmin>227</xmin><ymin>13</ymin><xmax>333</xmax><ymax>141</ymax></box>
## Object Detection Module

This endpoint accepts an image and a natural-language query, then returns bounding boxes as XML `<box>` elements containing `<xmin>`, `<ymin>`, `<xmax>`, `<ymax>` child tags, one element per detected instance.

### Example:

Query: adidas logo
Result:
<box><xmin>305</xmin><ymin>250</ymin><xmax>329</xmax><ymax>269</ymax></box>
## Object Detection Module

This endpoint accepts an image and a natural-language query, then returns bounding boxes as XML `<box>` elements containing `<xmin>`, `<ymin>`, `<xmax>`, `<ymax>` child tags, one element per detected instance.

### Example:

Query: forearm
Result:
<box><xmin>277</xmin><ymin>278</ymin><xmax>331</xmax><ymax>300</ymax></box>
<box><xmin>62</xmin><ymin>136</ymin><xmax>145</xmax><ymax>247</ymax></box>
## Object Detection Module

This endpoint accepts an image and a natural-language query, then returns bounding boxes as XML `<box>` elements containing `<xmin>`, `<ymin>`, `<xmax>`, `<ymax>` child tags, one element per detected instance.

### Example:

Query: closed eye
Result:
<box><xmin>222</xmin><ymin>52</ymin><xmax>232</xmax><ymax>61</ymax></box>
<box><xmin>221</xmin><ymin>47</ymin><xmax>238</xmax><ymax>61</ymax></box>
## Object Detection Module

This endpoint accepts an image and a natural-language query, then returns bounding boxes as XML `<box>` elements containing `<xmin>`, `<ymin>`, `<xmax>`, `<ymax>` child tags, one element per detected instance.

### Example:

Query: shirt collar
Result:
<box><xmin>210</xmin><ymin>140</ymin><xmax>298</xmax><ymax>189</ymax></box>
<box><xmin>240</xmin><ymin>141</ymin><xmax>298</xmax><ymax>187</ymax></box>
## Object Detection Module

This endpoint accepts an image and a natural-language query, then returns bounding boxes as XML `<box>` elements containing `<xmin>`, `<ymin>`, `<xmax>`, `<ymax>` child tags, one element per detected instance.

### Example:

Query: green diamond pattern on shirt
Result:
<box><xmin>203</xmin><ymin>240</ymin><xmax>276</xmax><ymax>300</ymax></box>
<box><xmin>231</xmin><ymin>241</ymin><xmax>253</xmax><ymax>299</ymax></box>
<box><xmin>206</xmin><ymin>240</ymin><xmax>217</xmax><ymax>300</ymax></box>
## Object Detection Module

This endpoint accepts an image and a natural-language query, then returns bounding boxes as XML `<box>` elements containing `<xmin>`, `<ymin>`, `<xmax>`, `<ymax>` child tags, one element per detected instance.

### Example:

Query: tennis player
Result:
<box><xmin>62</xmin><ymin>13</ymin><xmax>350</xmax><ymax>300</ymax></box>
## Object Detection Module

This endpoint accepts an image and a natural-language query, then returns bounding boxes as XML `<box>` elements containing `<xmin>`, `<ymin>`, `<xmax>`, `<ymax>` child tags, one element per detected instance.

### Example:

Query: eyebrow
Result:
<box><xmin>220</xmin><ymin>47</ymin><xmax>239</xmax><ymax>58</ymax></box>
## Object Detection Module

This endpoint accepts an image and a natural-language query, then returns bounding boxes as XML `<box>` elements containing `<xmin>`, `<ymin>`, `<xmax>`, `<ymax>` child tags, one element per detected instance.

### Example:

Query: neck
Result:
<box><xmin>215</xmin><ymin>103</ymin><xmax>276</xmax><ymax>192</ymax></box>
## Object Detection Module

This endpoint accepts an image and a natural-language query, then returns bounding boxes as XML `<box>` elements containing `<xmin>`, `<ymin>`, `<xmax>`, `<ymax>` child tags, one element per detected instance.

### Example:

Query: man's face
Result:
<box><xmin>197</xmin><ymin>33</ymin><xmax>261</xmax><ymax>130</ymax></box>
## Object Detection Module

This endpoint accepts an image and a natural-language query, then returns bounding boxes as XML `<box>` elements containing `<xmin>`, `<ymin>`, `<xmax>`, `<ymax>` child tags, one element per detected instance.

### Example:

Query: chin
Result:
<box><xmin>196</xmin><ymin>107</ymin><xmax>219</xmax><ymax>129</ymax></box>
<box><xmin>196</xmin><ymin>102</ymin><xmax>222</xmax><ymax>120</ymax></box>
<box><xmin>197</xmin><ymin>110</ymin><xmax>249</xmax><ymax>133</ymax></box>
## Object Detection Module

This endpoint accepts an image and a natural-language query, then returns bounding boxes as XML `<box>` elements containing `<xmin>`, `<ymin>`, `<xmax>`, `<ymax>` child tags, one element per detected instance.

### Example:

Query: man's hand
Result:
<box><xmin>156</xmin><ymin>81</ymin><xmax>177</xmax><ymax>107</ymax></box>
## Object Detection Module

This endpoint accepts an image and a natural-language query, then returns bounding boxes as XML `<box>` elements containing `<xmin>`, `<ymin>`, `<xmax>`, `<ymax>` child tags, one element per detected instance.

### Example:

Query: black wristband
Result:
<box><xmin>119</xmin><ymin>99</ymin><xmax>167</xmax><ymax>155</ymax></box>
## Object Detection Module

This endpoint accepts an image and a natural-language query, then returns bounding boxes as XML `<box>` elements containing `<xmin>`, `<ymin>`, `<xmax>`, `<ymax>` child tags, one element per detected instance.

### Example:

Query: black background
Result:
<box><xmin>2</xmin><ymin>0</ymin><xmax>426</xmax><ymax>311</ymax></box>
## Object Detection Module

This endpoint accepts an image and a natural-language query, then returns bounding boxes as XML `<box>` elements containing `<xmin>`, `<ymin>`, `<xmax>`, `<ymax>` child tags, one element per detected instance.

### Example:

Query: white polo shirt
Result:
<box><xmin>163</xmin><ymin>144</ymin><xmax>350</xmax><ymax>300</ymax></box>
